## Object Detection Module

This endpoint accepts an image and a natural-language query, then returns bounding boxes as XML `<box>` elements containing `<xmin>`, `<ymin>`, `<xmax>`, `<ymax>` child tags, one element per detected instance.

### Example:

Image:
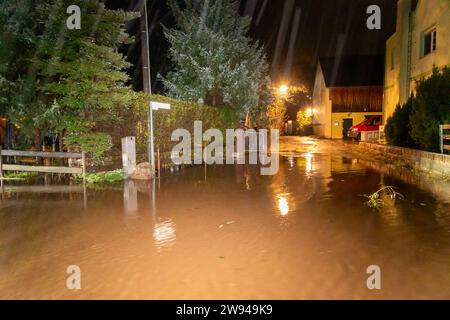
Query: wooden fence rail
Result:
<box><xmin>440</xmin><ymin>125</ymin><xmax>450</xmax><ymax>154</ymax></box>
<box><xmin>0</xmin><ymin>148</ymin><xmax>86</xmax><ymax>181</ymax></box>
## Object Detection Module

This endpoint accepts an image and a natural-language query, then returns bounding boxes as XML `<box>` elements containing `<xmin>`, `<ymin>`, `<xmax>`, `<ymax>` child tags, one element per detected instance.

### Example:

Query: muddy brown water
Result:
<box><xmin>0</xmin><ymin>152</ymin><xmax>450</xmax><ymax>299</ymax></box>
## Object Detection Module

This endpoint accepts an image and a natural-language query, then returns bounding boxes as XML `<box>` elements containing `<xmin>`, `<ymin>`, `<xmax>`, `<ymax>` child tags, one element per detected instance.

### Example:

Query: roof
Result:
<box><xmin>318</xmin><ymin>55</ymin><xmax>385</xmax><ymax>87</ymax></box>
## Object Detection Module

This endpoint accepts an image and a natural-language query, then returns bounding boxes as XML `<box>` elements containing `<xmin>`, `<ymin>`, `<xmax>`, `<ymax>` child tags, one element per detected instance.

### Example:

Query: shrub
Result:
<box><xmin>65</xmin><ymin>132</ymin><xmax>113</xmax><ymax>165</ymax></box>
<box><xmin>267</xmin><ymin>98</ymin><xmax>287</xmax><ymax>131</ymax></box>
<box><xmin>385</xmin><ymin>97</ymin><xmax>416</xmax><ymax>148</ymax></box>
<box><xmin>296</xmin><ymin>110</ymin><xmax>313</xmax><ymax>136</ymax></box>
<box><xmin>82</xmin><ymin>169</ymin><xmax>126</xmax><ymax>185</ymax></box>
<box><xmin>410</xmin><ymin>66</ymin><xmax>450</xmax><ymax>152</ymax></box>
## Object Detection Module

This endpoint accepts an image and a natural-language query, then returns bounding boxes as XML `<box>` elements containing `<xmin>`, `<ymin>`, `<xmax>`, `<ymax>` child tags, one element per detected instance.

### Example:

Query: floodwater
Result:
<box><xmin>1</xmin><ymin>139</ymin><xmax>450</xmax><ymax>299</ymax></box>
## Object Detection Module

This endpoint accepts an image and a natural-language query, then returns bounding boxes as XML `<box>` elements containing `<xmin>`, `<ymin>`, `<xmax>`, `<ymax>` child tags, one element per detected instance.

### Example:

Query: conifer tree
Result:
<box><xmin>162</xmin><ymin>0</ymin><xmax>271</xmax><ymax>116</ymax></box>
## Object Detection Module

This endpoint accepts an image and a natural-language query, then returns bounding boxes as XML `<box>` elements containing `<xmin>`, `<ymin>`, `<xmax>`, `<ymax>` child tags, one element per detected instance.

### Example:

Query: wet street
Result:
<box><xmin>1</xmin><ymin>137</ymin><xmax>450</xmax><ymax>299</ymax></box>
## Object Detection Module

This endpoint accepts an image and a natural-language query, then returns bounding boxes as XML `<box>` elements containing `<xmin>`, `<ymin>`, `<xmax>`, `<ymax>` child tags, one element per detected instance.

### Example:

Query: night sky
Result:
<box><xmin>105</xmin><ymin>0</ymin><xmax>398</xmax><ymax>93</ymax></box>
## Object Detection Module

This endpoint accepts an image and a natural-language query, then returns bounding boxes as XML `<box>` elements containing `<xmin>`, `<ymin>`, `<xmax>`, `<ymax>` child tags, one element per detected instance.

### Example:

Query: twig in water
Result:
<box><xmin>362</xmin><ymin>186</ymin><xmax>405</xmax><ymax>209</ymax></box>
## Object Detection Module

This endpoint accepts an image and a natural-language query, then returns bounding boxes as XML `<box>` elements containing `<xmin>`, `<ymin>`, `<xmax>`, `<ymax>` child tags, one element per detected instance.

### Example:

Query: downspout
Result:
<box><xmin>406</xmin><ymin>11</ymin><xmax>413</xmax><ymax>98</ymax></box>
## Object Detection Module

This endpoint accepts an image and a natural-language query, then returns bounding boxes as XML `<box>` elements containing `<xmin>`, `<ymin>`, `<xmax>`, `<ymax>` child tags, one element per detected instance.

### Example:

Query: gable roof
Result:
<box><xmin>318</xmin><ymin>55</ymin><xmax>385</xmax><ymax>87</ymax></box>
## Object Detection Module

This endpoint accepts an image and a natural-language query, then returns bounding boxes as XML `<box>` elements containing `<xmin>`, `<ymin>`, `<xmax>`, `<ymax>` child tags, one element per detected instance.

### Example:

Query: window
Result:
<box><xmin>422</xmin><ymin>28</ymin><xmax>437</xmax><ymax>57</ymax></box>
<box><xmin>365</xmin><ymin>116</ymin><xmax>381</xmax><ymax>126</ymax></box>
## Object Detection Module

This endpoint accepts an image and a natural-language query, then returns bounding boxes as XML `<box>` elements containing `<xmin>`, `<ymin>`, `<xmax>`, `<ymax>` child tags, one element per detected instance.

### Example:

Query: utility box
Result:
<box><xmin>122</xmin><ymin>136</ymin><xmax>136</xmax><ymax>176</ymax></box>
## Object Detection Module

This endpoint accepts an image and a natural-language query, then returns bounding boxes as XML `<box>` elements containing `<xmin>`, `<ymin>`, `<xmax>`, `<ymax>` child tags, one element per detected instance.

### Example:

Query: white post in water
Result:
<box><xmin>122</xmin><ymin>136</ymin><xmax>136</xmax><ymax>177</ymax></box>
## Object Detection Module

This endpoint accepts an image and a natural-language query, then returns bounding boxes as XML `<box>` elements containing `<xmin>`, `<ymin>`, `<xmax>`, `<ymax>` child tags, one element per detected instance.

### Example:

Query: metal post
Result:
<box><xmin>142</xmin><ymin>0</ymin><xmax>155</xmax><ymax>178</ymax></box>
<box><xmin>81</xmin><ymin>151</ymin><xmax>87</xmax><ymax>209</ymax></box>
<box><xmin>81</xmin><ymin>151</ymin><xmax>86</xmax><ymax>185</ymax></box>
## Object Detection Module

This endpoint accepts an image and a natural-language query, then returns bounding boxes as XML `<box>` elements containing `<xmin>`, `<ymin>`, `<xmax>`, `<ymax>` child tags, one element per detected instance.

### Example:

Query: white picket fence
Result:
<box><xmin>361</xmin><ymin>130</ymin><xmax>385</xmax><ymax>144</ymax></box>
<box><xmin>440</xmin><ymin>124</ymin><xmax>450</xmax><ymax>154</ymax></box>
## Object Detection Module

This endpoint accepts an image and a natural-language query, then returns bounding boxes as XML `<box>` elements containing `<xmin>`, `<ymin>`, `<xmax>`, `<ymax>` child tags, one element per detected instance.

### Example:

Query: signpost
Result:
<box><xmin>141</xmin><ymin>0</ymin><xmax>154</xmax><ymax>177</ymax></box>
<box><xmin>151</xmin><ymin>102</ymin><xmax>171</xmax><ymax>111</ymax></box>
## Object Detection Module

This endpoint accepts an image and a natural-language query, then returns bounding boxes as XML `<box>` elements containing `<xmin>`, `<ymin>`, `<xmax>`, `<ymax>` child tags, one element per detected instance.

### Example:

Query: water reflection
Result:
<box><xmin>277</xmin><ymin>195</ymin><xmax>289</xmax><ymax>216</ymax></box>
<box><xmin>1</xmin><ymin>150</ymin><xmax>450</xmax><ymax>299</ymax></box>
<box><xmin>376</xmin><ymin>176</ymin><xmax>403</xmax><ymax>227</ymax></box>
<box><xmin>123</xmin><ymin>179</ymin><xmax>177</xmax><ymax>251</ymax></box>
<box><xmin>287</xmin><ymin>156</ymin><xmax>295</xmax><ymax>168</ymax></box>
<box><xmin>153</xmin><ymin>218</ymin><xmax>176</xmax><ymax>252</ymax></box>
<box><xmin>123</xmin><ymin>180</ymin><xmax>138</xmax><ymax>215</ymax></box>
<box><xmin>304</xmin><ymin>153</ymin><xmax>313</xmax><ymax>174</ymax></box>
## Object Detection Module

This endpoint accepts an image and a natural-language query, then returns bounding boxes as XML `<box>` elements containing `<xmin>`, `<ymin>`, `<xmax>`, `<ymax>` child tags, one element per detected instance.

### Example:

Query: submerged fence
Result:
<box><xmin>0</xmin><ymin>149</ymin><xmax>86</xmax><ymax>181</ymax></box>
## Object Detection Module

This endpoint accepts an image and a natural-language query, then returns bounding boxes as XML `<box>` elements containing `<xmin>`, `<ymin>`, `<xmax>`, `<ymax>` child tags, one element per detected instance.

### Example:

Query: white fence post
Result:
<box><xmin>122</xmin><ymin>136</ymin><xmax>136</xmax><ymax>177</ymax></box>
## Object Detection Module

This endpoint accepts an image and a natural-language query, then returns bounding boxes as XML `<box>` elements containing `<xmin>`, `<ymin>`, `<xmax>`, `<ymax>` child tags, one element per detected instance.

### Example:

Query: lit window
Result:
<box><xmin>422</xmin><ymin>28</ymin><xmax>437</xmax><ymax>57</ymax></box>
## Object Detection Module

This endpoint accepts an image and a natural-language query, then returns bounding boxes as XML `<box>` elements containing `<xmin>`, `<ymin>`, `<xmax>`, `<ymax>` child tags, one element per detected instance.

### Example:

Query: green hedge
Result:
<box><xmin>142</xmin><ymin>95</ymin><xmax>240</xmax><ymax>153</ymax></box>
<box><xmin>385</xmin><ymin>97</ymin><xmax>417</xmax><ymax>148</ymax></box>
<box><xmin>410</xmin><ymin>67</ymin><xmax>450</xmax><ymax>153</ymax></box>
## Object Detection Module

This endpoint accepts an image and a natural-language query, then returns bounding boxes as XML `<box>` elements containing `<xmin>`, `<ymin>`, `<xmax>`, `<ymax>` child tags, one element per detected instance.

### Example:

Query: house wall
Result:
<box><xmin>384</xmin><ymin>33</ymin><xmax>401</xmax><ymax>122</ymax></box>
<box><xmin>410</xmin><ymin>0</ymin><xmax>450</xmax><ymax>86</ymax></box>
<box><xmin>312</xmin><ymin>63</ymin><xmax>332</xmax><ymax>138</ymax></box>
<box><xmin>383</xmin><ymin>0</ymin><xmax>413</xmax><ymax>122</ymax></box>
<box><xmin>331</xmin><ymin>112</ymin><xmax>383</xmax><ymax>139</ymax></box>
<box><xmin>384</xmin><ymin>0</ymin><xmax>450</xmax><ymax>121</ymax></box>
<box><xmin>313</xmin><ymin>61</ymin><xmax>384</xmax><ymax>139</ymax></box>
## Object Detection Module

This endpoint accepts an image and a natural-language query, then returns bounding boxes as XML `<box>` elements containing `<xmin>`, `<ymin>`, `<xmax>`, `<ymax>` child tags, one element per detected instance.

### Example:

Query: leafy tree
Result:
<box><xmin>0</xmin><ymin>0</ymin><xmax>144</xmax><ymax>161</ymax></box>
<box><xmin>296</xmin><ymin>110</ymin><xmax>313</xmax><ymax>136</ymax></box>
<box><xmin>410</xmin><ymin>67</ymin><xmax>450</xmax><ymax>152</ymax></box>
<box><xmin>161</xmin><ymin>0</ymin><xmax>271</xmax><ymax>116</ymax></box>
<box><xmin>385</xmin><ymin>97</ymin><xmax>417</xmax><ymax>148</ymax></box>
<box><xmin>267</xmin><ymin>98</ymin><xmax>287</xmax><ymax>131</ymax></box>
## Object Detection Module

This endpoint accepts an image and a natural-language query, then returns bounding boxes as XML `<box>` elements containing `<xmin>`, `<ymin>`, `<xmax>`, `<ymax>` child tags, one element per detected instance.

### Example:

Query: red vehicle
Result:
<box><xmin>347</xmin><ymin>115</ymin><xmax>382</xmax><ymax>140</ymax></box>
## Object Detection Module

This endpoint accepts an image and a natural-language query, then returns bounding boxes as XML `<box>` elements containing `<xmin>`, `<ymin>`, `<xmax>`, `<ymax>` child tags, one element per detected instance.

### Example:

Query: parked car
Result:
<box><xmin>347</xmin><ymin>115</ymin><xmax>382</xmax><ymax>140</ymax></box>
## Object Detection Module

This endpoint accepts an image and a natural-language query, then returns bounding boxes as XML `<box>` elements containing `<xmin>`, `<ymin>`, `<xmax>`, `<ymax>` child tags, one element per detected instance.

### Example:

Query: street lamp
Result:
<box><xmin>279</xmin><ymin>84</ymin><xmax>289</xmax><ymax>95</ymax></box>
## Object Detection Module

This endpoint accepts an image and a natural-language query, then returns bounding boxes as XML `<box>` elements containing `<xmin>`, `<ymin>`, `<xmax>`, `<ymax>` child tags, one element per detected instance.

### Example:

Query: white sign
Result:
<box><xmin>151</xmin><ymin>101</ymin><xmax>171</xmax><ymax>111</ymax></box>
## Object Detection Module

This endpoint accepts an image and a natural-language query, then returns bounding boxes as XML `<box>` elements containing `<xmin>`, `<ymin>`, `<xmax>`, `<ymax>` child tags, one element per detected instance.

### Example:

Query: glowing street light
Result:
<box><xmin>279</xmin><ymin>84</ymin><xmax>289</xmax><ymax>95</ymax></box>
<box><xmin>306</xmin><ymin>108</ymin><xmax>315</xmax><ymax>116</ymax></box>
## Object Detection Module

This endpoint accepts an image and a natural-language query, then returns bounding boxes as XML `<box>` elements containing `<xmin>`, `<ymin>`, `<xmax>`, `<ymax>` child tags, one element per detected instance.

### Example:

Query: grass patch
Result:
<box><xmin>75</xmin><ymin>169</ymin><xmax>127</xmax><ymax>185</ymax></box>
<box><xmin>1</xmin><ymin>171</ymin><xmax>38</xmax><ymax>180</ymax></box>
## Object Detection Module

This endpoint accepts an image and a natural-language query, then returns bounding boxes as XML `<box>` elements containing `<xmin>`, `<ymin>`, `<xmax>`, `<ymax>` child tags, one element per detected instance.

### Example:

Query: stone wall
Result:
<box><xmin>359</xmin><ymin>142</ymin><xmax>450</xmax><ymax>176</ymax></box>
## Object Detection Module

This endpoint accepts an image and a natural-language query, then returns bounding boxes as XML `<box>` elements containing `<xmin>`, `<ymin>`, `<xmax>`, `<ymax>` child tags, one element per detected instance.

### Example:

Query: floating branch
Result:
<box><xmin>363</xmin><ymin>186</ymin><xmax>405</xmax><ymax>209</ymax></box>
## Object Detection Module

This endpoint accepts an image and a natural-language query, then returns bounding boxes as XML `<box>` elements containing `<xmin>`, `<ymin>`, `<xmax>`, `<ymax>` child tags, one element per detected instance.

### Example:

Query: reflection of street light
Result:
<box><xmin>304</xmin><ymin>153</ymin><xmax>313</xmax><ymax>173</ymax></box>
<box><xmin>277</xmin><ymin>195</ymin><xmax>289</xmax><ymax>216</ymax></box>
<box><xmin>153</xmin><ymin>218</ymin><xmax>176</xmax><ymax>252</ymax></box>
